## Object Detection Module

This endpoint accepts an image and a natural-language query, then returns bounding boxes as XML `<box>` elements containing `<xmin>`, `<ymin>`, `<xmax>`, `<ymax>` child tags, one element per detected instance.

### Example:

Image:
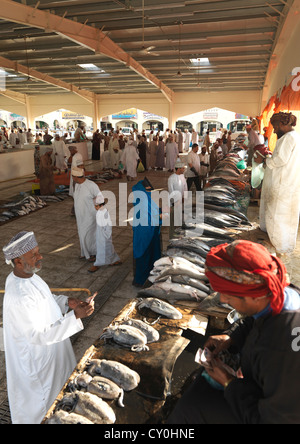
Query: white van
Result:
<box><xmin>121</xmin><ymin>127</ymin><xmax>133</xmax><ymax>136</ymax></box>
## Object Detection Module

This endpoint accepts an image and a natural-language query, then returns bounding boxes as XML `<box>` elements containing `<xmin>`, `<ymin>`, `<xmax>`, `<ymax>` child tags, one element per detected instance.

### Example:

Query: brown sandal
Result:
<box><xmin>88</xmin><ymin>266</ymin><xmax>100</xmax><ymax>273</ymax></box>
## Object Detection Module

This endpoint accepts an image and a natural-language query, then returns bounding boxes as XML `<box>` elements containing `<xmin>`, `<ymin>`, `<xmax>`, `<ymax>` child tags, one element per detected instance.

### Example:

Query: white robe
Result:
<box><xmin>108</xmin><ymin>138</ymin><xmax>120</xmax><ymax>169</ymax></box>
<box><xmin>260</xmin><ymin>130</ymin><xmax>300</xmax><ymax>254</ymax></box>
<box><xmin>53</xmin><ymin>140</ymin><xmax>69</xmax><ymax>170</ymax></box>
<box><xmin>165</xmin><ymin>142</ymin><xmax>179</xmax><ymax>170</ymax></box>
<box><xmin>168</xmin><ymin>173</ymin><xmax>188</xmax><ymax>204</ymax></box>
<box><xmin>184</xmin><ymin>132</ymin><xmax>191</xmax><ymax>151</ymax></box>
<box><xmin>94</xmin><ymin>208</ymin><xmax>120</xmax><ymax>266</ymax></box>
<box><xmin>3</xmin><ymin>272</ymin><xmax>83</xmax><ymax>424</ymax></box>
<box><xmin>74</xmin><ymin>179</ymin><xmax>102</xmax><ymax>259</ymax></box>
<box><xmin>121</xmin><ymin>143</ymin><xmax>139</xmax><ymax>178</ymax></box>
<box><xmin>69</xmin><ymin>152</ymin><xmax>84</xmax><ymax>197</ymax></box>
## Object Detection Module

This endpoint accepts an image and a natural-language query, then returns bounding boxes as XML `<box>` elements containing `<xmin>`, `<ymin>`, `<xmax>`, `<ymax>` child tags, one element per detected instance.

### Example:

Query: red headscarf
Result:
<box><xmin>205</xmin><ymin>240</ymin><xmax>289</xmax><ymax>315</ymax></box>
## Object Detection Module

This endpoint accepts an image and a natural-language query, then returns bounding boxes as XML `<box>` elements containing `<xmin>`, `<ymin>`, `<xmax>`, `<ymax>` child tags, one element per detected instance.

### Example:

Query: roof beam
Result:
<box><xmin>0</xmin><ymin>0</ymin><xmax>174</xmax><ymax>102</ymax></box>
<box><xmin>0</xmin><ymin>56</ymin><xmax>95</xmax><ymax>103</ymax></box>
<box><xmin>0</xmin><ymin>87</ymin><xmax>27</xmax><ymax>105</ymax></box>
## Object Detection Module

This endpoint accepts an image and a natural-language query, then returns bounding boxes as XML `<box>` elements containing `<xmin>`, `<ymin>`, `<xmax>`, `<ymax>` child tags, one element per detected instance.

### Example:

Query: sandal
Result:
<box><xmin>110</xmin><ymin>261</ymin><xmax>122</xmax><ymax>266</ymax></box>
<box><xmin>88</xmin><ymin>266</ymin><xmax>100</xmax><ymax>273</ymax></box>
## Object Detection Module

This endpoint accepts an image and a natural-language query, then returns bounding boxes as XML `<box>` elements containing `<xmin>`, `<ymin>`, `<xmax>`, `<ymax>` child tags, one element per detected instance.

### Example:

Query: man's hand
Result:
<box><xmin>74</xmin><ymin>301</ymin><xmax>95</xmax><ymax>319</ymax></box>
<box><xmin>204</xmin><ymin>334</ymin><xmax>232</xmax><ymax>357</ymax></box>
<box><xmin>205</xmin><ymin>357</ymin><xmax>234</xmax><ymax>387</ymax></box>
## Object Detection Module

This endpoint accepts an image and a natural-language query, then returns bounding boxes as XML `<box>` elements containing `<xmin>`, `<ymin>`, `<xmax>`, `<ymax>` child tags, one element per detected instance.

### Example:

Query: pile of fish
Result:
<box><xmin>210</xmin><ymin>155</ymin><xmax>243</xmax><ymax>180</ymax></box>
<box><xmin>86</xmin><ymin>170</ymin><xmax>120</xmax><ymax>184</ymax></box>
<box><xmin>0</xmin><ymin>195</ymin><xmax>47</xmax><ymax>223</ymax></box>
<box><xmin>139</xmin><ymin>256</ymin><xmax>212</xmax><ymax>303</ymax></box>
<box><xmin>100</xmin><ymin>317</ymin><xmax>160</xmax><ymax>352</ymax></box>
<box><xmin>46</xmin><ymin>359</ymin><xmax>141</xmax><ymax>424</ymax></box>
<box><xmin>137</xmin><ymin>169</ymin><xmax>251</xmax><ymax>305</ymax></box>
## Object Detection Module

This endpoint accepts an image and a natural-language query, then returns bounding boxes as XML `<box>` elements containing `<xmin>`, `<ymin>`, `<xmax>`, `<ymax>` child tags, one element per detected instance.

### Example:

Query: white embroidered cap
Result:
<box><xmin>3</xmin><ymin>231</ymin><xmax>38</xmax><ymax>265</ymax></box>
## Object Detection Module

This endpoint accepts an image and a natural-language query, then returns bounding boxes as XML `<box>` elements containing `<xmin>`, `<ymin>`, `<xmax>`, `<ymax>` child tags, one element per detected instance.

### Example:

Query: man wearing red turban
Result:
<box><xmin>168</xmin><ymin>240</ymin><xmax>300</xmax><ymax>424</ymax></box>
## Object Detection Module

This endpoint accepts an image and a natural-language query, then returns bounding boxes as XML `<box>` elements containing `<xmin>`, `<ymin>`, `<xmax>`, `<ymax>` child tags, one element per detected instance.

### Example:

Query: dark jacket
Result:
<box><xmin>225</xmin><ymin>310</ymin><xmax>300</xmax><ymax>424</ymax></box>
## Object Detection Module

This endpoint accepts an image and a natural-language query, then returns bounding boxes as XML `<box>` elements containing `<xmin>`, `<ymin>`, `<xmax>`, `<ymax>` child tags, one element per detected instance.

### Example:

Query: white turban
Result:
<box><xmin>3</xmin><ymin>231</ymin><xmax>38</xmax><ymax>265</ymax></box>
<box><xmin>71</xmin><ymin>167</ymin><xmax>84</xmax><ymax>177</ymax></box>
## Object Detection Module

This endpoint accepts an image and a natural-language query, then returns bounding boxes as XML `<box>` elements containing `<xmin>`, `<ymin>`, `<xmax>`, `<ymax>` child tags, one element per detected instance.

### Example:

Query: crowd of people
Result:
<box><xmin>2</xmin><ymin>111</ymin><xmax>300</xmax><ymax>424</ymax></box>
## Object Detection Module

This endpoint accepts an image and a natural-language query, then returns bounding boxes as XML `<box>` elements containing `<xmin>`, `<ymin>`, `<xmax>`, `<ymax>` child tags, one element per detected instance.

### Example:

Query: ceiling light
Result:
<box><xmin>77</xmin><ymin>63</ymin><xmax>105</xmax><ymax>71</ymax></box>
<box><xmin>190</xmin><ymin>58</ymin><xmax>210</xmax><ymax>65</ymax></box>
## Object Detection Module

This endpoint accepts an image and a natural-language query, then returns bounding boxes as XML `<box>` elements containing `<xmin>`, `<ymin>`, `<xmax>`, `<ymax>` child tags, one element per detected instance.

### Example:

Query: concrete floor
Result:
<box><xmin>0</xmin><ymin>160</ymin><xmax>172</xmax><ymax>416</ymax></box>
<box><xmin>0</xmin><ymin>158</ymin><xmax>299</xmax><ymax>422</ymax></box>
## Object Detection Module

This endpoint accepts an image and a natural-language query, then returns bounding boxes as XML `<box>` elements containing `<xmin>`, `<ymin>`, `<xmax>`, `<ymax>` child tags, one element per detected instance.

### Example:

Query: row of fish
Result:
<box><xmin>46</xmin><ymin>298</ymin><xmax>184</xmax><ymax>424</ymax></box>
<box><xmin>139</xmin><ymin>171</ymin><xmax>250</xmax><ymax>304</ymax></box>
<box><xmin>100</xmin><ymin>298</ymin><xmax>183</xmax><ymax>352</ymax></box>
<box><xmin>47</xmin><ymin>359</ymin><xmax>141</xmax><ymax>424</ymax></box>
<box><xmin>0</xmin><ymin>195</ymin><xmax>47</xmax><ymax>222</ymax></box>
<box><xmin>86</xmin><ymin>170</ymin><xmax>120</xmax><ymax>184</ymax></box>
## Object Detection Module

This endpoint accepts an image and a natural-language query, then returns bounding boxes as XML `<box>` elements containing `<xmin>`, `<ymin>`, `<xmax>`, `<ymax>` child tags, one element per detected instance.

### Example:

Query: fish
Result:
<box><xmin>46</xmin><ymin>410</ymin><xmax>94</xmax><ymax>424</ymax></box>
<box><xmin>137</xmin><ymin>297</ymin><xmax>183</xmax><ymax>320</ymax></box>
<box><xmin>171</xmin><ymin>275</ymin><xmax>211</xmax><ymax>294</ymax></box>
<box><xmin>40</xmin><ymin>195</ymin><xmax>64</xmax><ymax>202</ymax></box>
<box><xmin>150</xmin><ymin>257</ymin><xmax>207</xmax><ymax>282</ymax></box>
<box><xmin>71</xmin><ymin>373</ymin><xmax>125</xmax><ymax>408</ymax></box>
<box><xmin>203</xmin><ymin>210</ymin><xmax>244</xmax><ymax>229</ymax></box>
<box><xmin>56</xmin><ymin>391</ymin><xmax>116</xmax><ymax>424</ymax></box>
<box><xmin>165</xmin><ymin>248</ymin><xmax>205</xmax><ymax>267</ymax></box>
<box><xmin>204</xmin><ymin>194</ymin><xmax>237</xmax><ymax>207</ymax></box>
<box><xmin>149</xmin><ymin>279</ymin><xmax>208</xmax><ymax>301</ymax></box>
<box><xmin>176</xmin><ymin>223</ymin><xmax>233</xmax><ymax>240</ymax></box>
<box><xmin>100</xmin><ymin>324</ymin><xmax>149</xmax><ymax>352</ymax></box>
<box><xmin>121</xmin><ymin>318</ymin><xmax>160</xmax><ymax>343</ymax></box>
<box><xmin>204</xmin><ymin>204</ymin><xmax>251</xmax><ymax>225</ymax></box>
<box><xmin>86</xmin><ymin>359</ymin><xmax>140</xmax><ymax>392</ymax></box>
<box><xmin>167</xmin><ymin>238</ymin><xmax>210</xmax><ymax>258</ymax></box>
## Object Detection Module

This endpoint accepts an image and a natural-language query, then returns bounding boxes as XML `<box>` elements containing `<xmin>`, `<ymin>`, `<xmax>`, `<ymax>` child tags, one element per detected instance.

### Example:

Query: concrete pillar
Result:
<box><xmin>93</xmin><ymin>96</ymin><xmax>99</xmax><ymax>130</ymax></box>
<box><xmin>25</xmin><ymin>95</ymin><xmax>35</xmax><ymax>129</ymax></box>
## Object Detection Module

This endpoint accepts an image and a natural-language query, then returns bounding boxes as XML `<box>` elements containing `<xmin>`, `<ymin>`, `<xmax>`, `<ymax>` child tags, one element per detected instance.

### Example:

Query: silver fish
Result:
<box><xmin>165</xmin><ymin>248</ymin><xmax>205</xmax><ymax>267</ymax></box>
<box><xmin>56</xmin><ymin>391</ymin><xmax>116</xmax><ymax>424</ymax></box>
<box><xmin>86</xmin><ymin>359</ymin><xmax>140</xmax><ymax>392</ymax></box>
<box><xmin>139</xmin><ymin>280</ymin><xmax>207</xmax><ymax>302</ymax></box>
<box><xmin>100</xmin><ymin>324</ymin><xmax>149</xmax><ymax>352</ymax></box>
<box><xmin>72</xmin><ymin>373</ymin><xmax>125</xmax><ymax>408</ymax></box>
<box><xmin>137</xmin><ymin>297</ymin><xmax>183</xmax><ymax>320</ymax></box>
<box><xmin>121</xmin><ymin>318</ymin><xmax>160</xmax><ymax>343</ymax></box>
<box><xmin>46</xmin><ymin>410</ymin><xmax>94</xmax><ymax>424</ymax></box>
<box><xmin>171</xmin><ymin>275</ymin><xmax>211</xmax><ymax>293</ymax></box>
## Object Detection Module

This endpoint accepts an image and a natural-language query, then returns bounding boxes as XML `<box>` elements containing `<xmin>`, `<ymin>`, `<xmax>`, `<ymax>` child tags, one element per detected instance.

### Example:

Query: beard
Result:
<box><xmin>276</xmin><ymin>130</ymin><xmax>285</xmax><ymax>139</ymax></box>
<box><xmin>22</xmin><ymin>259</ymin><xmax>43</xmax><ymax>275</ymax></box>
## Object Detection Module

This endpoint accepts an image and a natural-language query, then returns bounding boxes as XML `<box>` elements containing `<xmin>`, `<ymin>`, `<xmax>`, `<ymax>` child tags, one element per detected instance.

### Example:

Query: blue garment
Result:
<box><xmin>132</xmin><ymin>180</ymin><xmax>161</xmax><ymax>259</ymax></box>
<box><xmin>253</xmin><ymin>286</ymin><xmax>300</xmax><ymax>320</ymax></box>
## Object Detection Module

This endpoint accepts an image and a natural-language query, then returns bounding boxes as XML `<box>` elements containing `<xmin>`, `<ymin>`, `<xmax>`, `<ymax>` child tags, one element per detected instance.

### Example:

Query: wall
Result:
<box><xmin>0</xmin><ymin>89</ymin><xmax>262</xmax><ymax>129</ymax></box>
<box><xmin>262</xmin><ymin>0</ymin><xmax>300</xmax><ymax>108</ymax></box>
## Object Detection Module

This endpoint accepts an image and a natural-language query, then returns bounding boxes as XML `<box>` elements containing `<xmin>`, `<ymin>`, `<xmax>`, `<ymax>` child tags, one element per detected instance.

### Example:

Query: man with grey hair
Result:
<box><xmin>2</xmin><ymin>231</ymin><xmax>95</xmax><ymax>424</ymax></box>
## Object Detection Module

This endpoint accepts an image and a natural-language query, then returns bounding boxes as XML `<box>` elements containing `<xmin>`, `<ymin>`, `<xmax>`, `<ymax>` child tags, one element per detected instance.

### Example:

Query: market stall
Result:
<box><xmin>42</xmin><ymin>297</ymin><xmax>209</xmax><ymax>424</ymax></box>
<box><xmin>42</xmin><ymin>154</ymin><xmax>253</xmax><ymax>425</ymax></box>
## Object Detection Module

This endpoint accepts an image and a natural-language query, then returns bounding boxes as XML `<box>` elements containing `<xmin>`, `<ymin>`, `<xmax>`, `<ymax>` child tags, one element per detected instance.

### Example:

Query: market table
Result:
<box><xmin>42</xmin><ymin>298</ymin><xmax>209</xmax><ymax>424</ymax></box>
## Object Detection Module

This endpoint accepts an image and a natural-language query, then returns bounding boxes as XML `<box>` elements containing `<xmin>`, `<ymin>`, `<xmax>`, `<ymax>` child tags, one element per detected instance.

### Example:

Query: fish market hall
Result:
<box><xmin>0</xmin><ymin>0</ymin><xmax>300</xmax><ymax>426</ymax></box>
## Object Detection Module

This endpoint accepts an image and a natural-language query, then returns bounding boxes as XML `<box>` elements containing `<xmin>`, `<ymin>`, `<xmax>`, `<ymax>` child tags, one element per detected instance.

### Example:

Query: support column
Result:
<box><xmin>93</xmin><ymin>96</ymin><xmax>99</xmax><ymax>130</ymax></box>
<box><xmin>169</xmin><ymin>100</ymin><xmax>176</xmax><ymax>130</ymax></box>
<box><xmin>25</xmin><ymin>95</ymin><xmax>35</xmax><ymax>129</ymax></box>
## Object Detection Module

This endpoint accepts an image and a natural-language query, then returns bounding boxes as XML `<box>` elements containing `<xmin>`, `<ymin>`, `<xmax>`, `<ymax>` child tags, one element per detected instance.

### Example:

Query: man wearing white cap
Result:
<box><xmin>168</xmin><ymin>158</ymin><xmax>188</xmax><ymax>238</ymax></box>
<box><xmin>72</xmin><ymin>167</ymin><xmax>103</xmax><ymax>261</ymax></box>
<box><xmin>2</xmin><ymin>231</ymin><xmax>95</xmax><ymax>424</ymax></box>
